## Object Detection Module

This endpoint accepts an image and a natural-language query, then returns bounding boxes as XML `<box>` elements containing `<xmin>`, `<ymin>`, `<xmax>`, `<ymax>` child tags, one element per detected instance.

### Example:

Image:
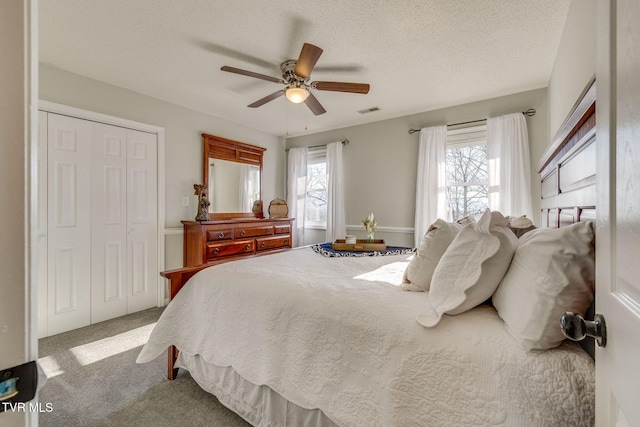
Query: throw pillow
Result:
<box><xmin>416</xmin><ymin>209</ymin><xmax>518</xmax><ymax>327</ymax></box>
<box><xmin>402</xmin><ymin>219</ymin><xmax>462</xmax><ymax>292</ymax></box>
<box><xmin>492</xmin><ymin>221</ymin><xmax>595</xmax><ymax>350</ymax></box>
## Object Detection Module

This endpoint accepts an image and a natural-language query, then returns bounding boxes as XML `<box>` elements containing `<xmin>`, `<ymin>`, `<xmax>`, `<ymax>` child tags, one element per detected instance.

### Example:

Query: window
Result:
<box><xmin>445</xmin><ymin>124</ymin><xmax>489</xmax><ymax>221</ymax></box>
<box><xmin>305</xmin><ymin>148</ymin><xmax>327</xmax><ymax>228</ymax></box>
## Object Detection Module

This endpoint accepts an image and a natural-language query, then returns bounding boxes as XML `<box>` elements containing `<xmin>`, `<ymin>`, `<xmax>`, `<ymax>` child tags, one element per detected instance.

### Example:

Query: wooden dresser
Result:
<box><xmin>182</xmin><ymin>218</ymin><xmax>293</xmax><ymax>267</ymax></box>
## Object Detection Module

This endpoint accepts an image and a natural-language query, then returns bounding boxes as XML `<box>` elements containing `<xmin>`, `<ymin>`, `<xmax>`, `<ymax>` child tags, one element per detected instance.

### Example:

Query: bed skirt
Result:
<box><xmin>176</xmin><ymin>352</ymin><xmax>338</xmax><ymax>427</ymax></box>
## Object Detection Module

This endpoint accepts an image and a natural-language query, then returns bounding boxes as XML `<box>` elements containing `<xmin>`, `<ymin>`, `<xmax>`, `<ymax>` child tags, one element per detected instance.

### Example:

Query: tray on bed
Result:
<box><xmin>332</xmin><ymin>239</ymin><xmax>387</xmax><ymax>251</ymax></box>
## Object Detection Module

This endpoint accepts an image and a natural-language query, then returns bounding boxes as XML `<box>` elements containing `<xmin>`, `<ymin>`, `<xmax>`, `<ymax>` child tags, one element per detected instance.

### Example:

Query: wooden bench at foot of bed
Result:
<box><xmin>160</xmin><ymin>264</ymin><xmax>210</xmax><ymax>380</ymax></box>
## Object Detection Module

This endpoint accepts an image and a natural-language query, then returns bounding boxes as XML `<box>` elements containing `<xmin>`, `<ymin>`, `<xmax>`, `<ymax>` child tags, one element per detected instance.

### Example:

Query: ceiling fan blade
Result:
<box><xmin>248</xmin><ymin>90</ymin><xmax>285</xmax><ymax>108</ymax></box>
<box><xmin>294</xmin><ymin>43</ymin><xmax>323</xmax><ymax>79</ymax></box>
<box><xmin>313</xmin><ymin>81</ymin><xmax>370</xmax><ymax>94</ymax></box>
<box><xmin>313</xmin><ymin>64</ymin><xmax>364</xmax><ymax>73</ymax></box>
<box><xmin>304</xmin><ymin>92</ymin><xmax>326</xmax><ymax>116</ymax></box>
<box><xmin>195</xmin><ymin>39</ymin><xmax>275</xmax><ymax>70</ymax></box>
<box><xmin>221</xmin><ymin>66</ymin><xmax>283</xmax><ymax>84</ymax></box>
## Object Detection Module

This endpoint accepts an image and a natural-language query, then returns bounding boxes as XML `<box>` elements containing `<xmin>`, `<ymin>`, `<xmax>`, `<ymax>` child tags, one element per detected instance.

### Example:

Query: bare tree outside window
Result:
<box><xmin>445</xmin><ymin>145</ymin><xmax>488</xmax><ymax>220</ymax></box>
<box><xmin>305</xmin><ymin>160</ymin><xmax>327</xmax><ymax>224</ymax></box>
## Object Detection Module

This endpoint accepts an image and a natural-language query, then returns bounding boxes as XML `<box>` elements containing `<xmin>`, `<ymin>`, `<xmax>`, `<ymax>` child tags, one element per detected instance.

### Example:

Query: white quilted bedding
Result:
<box><xmin>137</xmin><ymin>248</ymin><xmax>594</xmax><ymax>427</ymax></box>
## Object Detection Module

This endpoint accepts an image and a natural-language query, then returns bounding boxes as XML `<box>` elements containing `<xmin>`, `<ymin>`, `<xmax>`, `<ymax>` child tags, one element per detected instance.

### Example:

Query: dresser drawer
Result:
<box><xmin>206</xmin><ymin>228</ymin><xmax>233</xmax><ymax>242</ymax></box>
<box><xmin>206</xmin><ymin>240</ymin><xmax>254</xmax><ymax>260</ymax></box>
<box><xmin>235</xmin><ymin>226</ymin><xmax>273</xmax><ymax>239</ymax></box>
<box><xmin>256</xmin><ymin>235</ymin><xmax>291</xmax><ymax>251</ymax></box>
<box><xmin>183</xmin><ymin>218</ymin><xmax>293</xmax><ymax>267</ymax></box>
<box><xmin>274</xmin><ymin>224</ymin><xmax>290</xmax><ymax>235</ymax></box>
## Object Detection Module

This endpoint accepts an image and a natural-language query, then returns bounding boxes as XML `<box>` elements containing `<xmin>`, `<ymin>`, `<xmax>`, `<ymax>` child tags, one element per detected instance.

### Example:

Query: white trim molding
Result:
<box><xmin>164</xmin><ymin>227</ymin><xmax>184</xmax><ymax>235</ymax></box>
<box><xmin>345</xmin><ymin>224</ymin><xmax>414</xmax><ymax>235</ymax></box>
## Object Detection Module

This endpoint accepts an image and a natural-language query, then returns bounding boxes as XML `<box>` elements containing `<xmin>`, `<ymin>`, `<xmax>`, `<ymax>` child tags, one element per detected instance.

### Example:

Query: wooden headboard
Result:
<box><xmin>536</xmin><ymin>78</ymin><xmax>596</xmax><ymax>358</ymax></box>
<box><xmin>537</xmin><ymin>79</ymin><xmax>596</xmax><ymax>227</ymax></box>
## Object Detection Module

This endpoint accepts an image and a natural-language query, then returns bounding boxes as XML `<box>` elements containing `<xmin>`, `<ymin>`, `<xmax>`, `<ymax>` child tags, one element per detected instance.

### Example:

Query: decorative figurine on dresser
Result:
<box><xmin>193</xmin><ymin>183</ymin><xmax>210</xmax><ymax>221</ymax></box>
<box><xmin>181</xmin><ymin>133</ymin><xmax>294</xmax><ymax>267</ymax></box>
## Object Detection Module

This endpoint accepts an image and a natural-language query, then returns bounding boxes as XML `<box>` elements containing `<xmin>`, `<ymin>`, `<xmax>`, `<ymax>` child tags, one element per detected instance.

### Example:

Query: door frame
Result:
<box><xmin>38</xmin><ymin>100</ymin><xmax>166</xmax><ymax>308</ymax></box>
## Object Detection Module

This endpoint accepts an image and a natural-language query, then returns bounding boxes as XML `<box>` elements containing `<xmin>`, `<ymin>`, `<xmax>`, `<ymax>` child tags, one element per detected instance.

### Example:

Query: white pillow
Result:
<box><xmin>493</xmin><ymin>221</ymin><xmax>595</xmax><ymax>350</ymax></box>
<box><xmin>507</xmin><ymin>215</ymin><xmax>536</xmax><ymax>238</ymax></box>
<box><xmin>402</xmin><ymin>219</ymin><xmax>462</xmax><ymax>292</ymax></box>
<box><xmin>416</xmin><ymin>209</ymin><xmax>518</xmax><ymax>327</ymax></box>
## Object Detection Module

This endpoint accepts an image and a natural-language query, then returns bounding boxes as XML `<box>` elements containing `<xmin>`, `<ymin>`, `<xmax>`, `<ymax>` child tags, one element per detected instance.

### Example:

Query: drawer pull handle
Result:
<box><xmin>218</xmin><ymin>232</ymin><xmax>224</xmax><ymax>239</ymax></box>
<box><xmin>281</xmin><ymin>227</ymin><xmax>286</xmax><ymax>232</ymax></box>
<box><xmin>261</xmin><ymin>242</ymin><xmax>266</xmax><ymax>248</ymax></box>
<box><xmin>284</xmin><ymin>239</ymin><xmax>289</xmax><ymax>245</ymax></box>
<box><xmin>266</xmin><ymin>229</ymin><xmax>271</xmax><ymax>234</ymax></box>
<box><xmin>240</xmin><ymin>230</ymin><xmax>246</xmax><ymax>237</ymax></box>
<box><xmin>213</xmin><ymin>248</ymin><xmax>220</xmax><ymax>255</ymax></box>
<box><xmin>245</xmin><ymin>244</ymin><xmax>251</xmax><ymax>250</ymax></box>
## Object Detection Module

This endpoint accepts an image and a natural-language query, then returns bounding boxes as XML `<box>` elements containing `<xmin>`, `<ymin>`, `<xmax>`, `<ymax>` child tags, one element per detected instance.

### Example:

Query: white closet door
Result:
<box><xmin>126</xmin><ymin>129</ymin><xmax>158</xmax><ymax>313</ymax></box>
<box><xmin>91</xmin><ymin>122</ymin><xmax>128</xmax><ymax>323</ymax></box>
<box><xmin>47</xmin><ymin>113</ymin><xmax>92</xmax><ymax>335</ymax></box>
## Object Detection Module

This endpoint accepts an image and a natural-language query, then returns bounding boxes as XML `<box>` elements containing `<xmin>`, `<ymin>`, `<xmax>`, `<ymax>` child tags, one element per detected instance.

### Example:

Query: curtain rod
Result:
<box><xmin>285</xmin><ymin>139</ymin><xmax>349</xmax><ymax>152</ymax></box>
<box><xmin>407</xmin><ymin>108</ymin><xmax>536</xmax><ymax>135</ymax></box>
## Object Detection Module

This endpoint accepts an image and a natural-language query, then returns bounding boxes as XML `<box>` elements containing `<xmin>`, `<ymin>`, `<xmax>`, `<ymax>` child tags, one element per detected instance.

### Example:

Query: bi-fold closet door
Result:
<box><xmin>39</xmin><ymin>112</ymin><xmax>158</xmax><ymax>338</ymax></box>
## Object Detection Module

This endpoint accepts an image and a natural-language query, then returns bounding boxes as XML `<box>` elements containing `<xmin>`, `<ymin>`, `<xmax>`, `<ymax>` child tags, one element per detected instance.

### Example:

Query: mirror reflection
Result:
<box><xmin>207</xmin><ymin>158</ymin><xmax>261</xmax><ymax>213</ymax></box>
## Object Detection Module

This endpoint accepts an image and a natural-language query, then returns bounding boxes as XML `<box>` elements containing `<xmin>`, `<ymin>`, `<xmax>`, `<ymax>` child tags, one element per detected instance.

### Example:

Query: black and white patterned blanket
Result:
<box><xmin>311</xmin><ymin>242</ymin><xmax>416</xmax><ymax>257</ymax></box>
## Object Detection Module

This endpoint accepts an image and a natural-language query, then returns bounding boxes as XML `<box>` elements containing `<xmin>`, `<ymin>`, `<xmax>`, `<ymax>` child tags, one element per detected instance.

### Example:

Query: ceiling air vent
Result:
<box><xmin>357</xmin><ymin>107</ymin><xmax>380</xmax><ymax>114</ymax></box>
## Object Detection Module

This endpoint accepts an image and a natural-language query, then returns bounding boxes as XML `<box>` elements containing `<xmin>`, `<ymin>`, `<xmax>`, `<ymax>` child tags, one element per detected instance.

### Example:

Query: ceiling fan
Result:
<box><xmin>221</xmin><ymin>43</ymin><xmax>370</xmax><ymax>116</ymax></box>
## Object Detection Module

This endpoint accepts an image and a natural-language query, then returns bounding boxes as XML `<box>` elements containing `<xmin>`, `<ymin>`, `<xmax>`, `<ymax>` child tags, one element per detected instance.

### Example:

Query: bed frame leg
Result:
<box><xmin>167</xmin><ymin>345</ymin><xmax>179</xmax><ymax>380</ymax></box>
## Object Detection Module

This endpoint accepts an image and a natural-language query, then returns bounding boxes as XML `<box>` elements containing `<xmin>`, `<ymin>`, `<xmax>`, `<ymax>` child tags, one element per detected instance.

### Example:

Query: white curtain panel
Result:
<box><xmin>326</xmin><ymin>141</ymin><xmax>346</xmax><ymax>242</ymax></box>
<box><xmin>239</xmin><ymin>164</ymin><xmax>252</xmax><ymax>212</ymax></box>
<box><xmin>286</xmin><ymin>147</ymin><xmax>308</xmax><ymax>247</ymax></box>
<box><xmin>486</xmin><ymin>113</ymin><xmax>533</xmax><ymax>219</ymax></box>
<box><xmin>414</xmin><ymin>125</ymin><xmax>448</xmax><ymax>247</ymax></box>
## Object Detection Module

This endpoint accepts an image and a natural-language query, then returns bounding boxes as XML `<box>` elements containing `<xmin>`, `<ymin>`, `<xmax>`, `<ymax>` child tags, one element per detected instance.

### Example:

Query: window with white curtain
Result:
<box><xmin>445</xmin><ymin>124</ymin><xmax>489</xmax><ymax>220</ymax></box>
<box><xmin>305</xmin><ymin>148</ymin><xmax>327</xmax><ymax>228</ymax></box>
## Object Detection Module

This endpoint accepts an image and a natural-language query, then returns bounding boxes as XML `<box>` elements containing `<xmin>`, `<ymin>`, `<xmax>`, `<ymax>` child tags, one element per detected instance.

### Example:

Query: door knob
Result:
<box><xmin>560</xmin><ymin>312</ymin><xmax>607</xmax><ymax>347</ymax></box>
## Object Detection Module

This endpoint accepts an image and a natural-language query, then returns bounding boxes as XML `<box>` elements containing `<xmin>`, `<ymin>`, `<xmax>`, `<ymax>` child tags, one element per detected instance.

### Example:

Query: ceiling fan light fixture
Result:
<box><xmin>220</xmin><ymin>42</ymin><xmax>370</xmax><ymax>115</ymax></box>
<box><xmin>285</xmin><ymin>86</ymin><xmax>309</xmax><ymax>104</ymax></box>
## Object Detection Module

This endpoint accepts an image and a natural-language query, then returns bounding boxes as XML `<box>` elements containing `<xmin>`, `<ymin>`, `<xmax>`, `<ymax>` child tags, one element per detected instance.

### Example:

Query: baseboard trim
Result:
<box><xmin>345</xmin><ymin>225</ymin><xmax>414</xmax><ymax>234</ymax></box>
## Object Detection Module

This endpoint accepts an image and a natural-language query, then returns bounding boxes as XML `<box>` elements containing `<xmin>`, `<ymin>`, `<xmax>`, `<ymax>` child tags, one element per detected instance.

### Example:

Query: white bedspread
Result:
<box><xmin>137</xmin><ymin>248</ymin><xmax>594</xmax><ymax>426</ymax></box>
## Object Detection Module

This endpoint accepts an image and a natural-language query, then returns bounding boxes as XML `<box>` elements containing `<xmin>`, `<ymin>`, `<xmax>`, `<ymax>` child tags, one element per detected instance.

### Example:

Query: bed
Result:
<box><xmin>137</xmin><ymin>84</ymin><xmax>597</xmax><ymax>426</ymax></box>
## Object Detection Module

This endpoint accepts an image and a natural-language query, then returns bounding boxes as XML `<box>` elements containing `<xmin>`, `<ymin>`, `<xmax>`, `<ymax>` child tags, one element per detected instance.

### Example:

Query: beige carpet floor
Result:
<box><xmin>38</xmin><ymin>307</ymin><xmax>250</xmax><ymax>427</ymax></box>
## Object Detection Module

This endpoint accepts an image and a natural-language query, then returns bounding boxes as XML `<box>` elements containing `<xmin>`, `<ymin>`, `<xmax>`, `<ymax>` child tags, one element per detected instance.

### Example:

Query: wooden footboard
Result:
<box><xmin>160</xmin><ymin>247</ymin><xmax>300</xmax><ymax>379</ymax></box>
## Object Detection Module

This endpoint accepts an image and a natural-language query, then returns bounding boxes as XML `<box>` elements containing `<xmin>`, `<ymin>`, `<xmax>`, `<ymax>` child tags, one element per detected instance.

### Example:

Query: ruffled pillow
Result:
<box><xmin>417</xmin><ymin>209</ymin><xmax>518</xmax><ymax>327</ymax></box>
<box><xmin>402</xmin><ymin>219</ymin><xmax>462</xmax><ymax>292</ymax></box>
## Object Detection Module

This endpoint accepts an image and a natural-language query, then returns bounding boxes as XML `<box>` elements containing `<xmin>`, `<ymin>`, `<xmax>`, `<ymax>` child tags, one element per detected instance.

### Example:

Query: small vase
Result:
<box><xmin>367</xmin><ymin>233</ymin><xmax>375</xmax><ymax>243</ymax></box>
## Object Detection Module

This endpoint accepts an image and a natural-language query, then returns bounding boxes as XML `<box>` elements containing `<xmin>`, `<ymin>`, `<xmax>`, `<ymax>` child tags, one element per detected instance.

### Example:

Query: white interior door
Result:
<box><xmin>126</xmin><ymin>128</ymin><xmax>158</xmax><ymax>313</ymax></box>
<box><xmin>38</xmin><ymin>103</ymin><xmax>163</xmax><ymax>337</ymax></box>
<box><xmin>595</xmin><ymin>0</ymin><xmax>640</xmax><ymax>425</ymax></box>
<box><xmin>46</xmin><ymin>113</ymin><xmax>92</xmax><ymax>335</ymax></box>
<box><xmin>91</xmin><ymin>122</ymin><xmax>128</xmax><ymax>323</ymax></box>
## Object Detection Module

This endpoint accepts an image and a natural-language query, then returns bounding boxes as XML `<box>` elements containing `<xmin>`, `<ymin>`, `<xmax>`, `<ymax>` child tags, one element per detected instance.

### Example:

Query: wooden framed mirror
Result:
<box><xmin>202</xmin><ymin>133</ymin><xmax>266</xmax><ymax>220</ymax></box>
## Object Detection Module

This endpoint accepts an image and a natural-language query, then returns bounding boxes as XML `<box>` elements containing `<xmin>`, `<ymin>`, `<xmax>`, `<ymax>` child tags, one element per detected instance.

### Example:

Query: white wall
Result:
<box><xmin>548</xmin><ymin>0</ymin><xmax>597</xmax><ymax>139</ymax></box>
<box><xmin>287</xmin><ymin>89</ymin><xmax>548</xmax><ymax>247</ymax></box>
<box><xmin>39</xmin><ymin>64</ymin><xmax>286</xmax><ymax>269</ymax></box>
<box><xmin>0</xmin><ymin>1</ymin><xmax>36</xmax><ymax>426</ymax></box>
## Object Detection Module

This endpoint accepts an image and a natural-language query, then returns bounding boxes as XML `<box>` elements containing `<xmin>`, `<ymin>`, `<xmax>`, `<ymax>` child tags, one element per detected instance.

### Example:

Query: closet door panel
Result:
<box><xmin>47</xmin><ymin>113</ymin><xmax>92</xmax><ymax>335</ymax></box>
<box><xmin>126</xmin><ymin>129</ymin><xmax>158</xmax><ymax>313</ymax></box>
<box><xmin>91</xmin><ymin>122</ymin><xmax>128</xmax><ymax>323</ymax></box>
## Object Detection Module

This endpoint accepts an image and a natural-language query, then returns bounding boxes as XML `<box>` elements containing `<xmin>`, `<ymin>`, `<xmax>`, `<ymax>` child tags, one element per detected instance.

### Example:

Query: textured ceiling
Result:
<box><xmin>39</xmin><ymin>0</ymin><xmax>570</xmax><ymax>137</ymax></box>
